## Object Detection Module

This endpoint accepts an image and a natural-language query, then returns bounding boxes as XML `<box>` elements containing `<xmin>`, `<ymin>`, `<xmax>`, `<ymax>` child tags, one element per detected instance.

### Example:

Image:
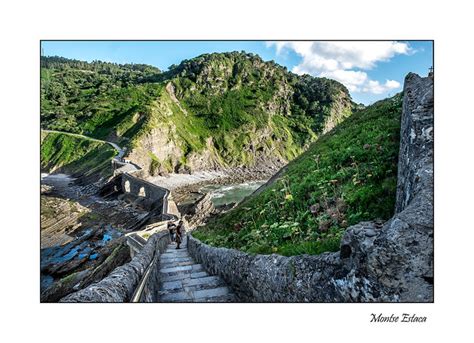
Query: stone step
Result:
<box><xmin>159</xmin><ymin>290</ymin><xmax>193</xmax><ymax>302</ymax></box>
<box><xmin>165</xmin><ymin>245</ymin><xmax>188</xmax><ymax>250</ymax></box>
<box><xmin>159</xmin><ymin>275</ymin><xmax>225</xmax><ymax>294</ymax></box>
<box><xmin>160</xmin><ymin>253</ymin><xmax>191</xmax><ymax>260</ymax></box>
<box><xmin>184</xmin><ymin>275</ymin><xmax>224</xmax><ymax>288</ymax></box>
<box><xmin>160</xmin><ymin>280</ymin><xmax>185</xmax><ymax>292</ymax></box>
<box><xmin>160</xmin><ymin>257</ymin><xmax>192</xmax><ymax>262</ymax></box>
<box><xmin>160</xmin><ymin>264</ymin><xmax>204</xmax><ymax>275</ymax></box>
<box><xmin>159</xmin><ymin>256</ymin><xmax>193</xmax><ymax>262</ymax></box>
<box><xmin>160</xmin><ymin>271</ymin><xmax>208</xmax><ymax>282</ymax></box>
<box><xmin>160</xmin><ymin>260</ymin><xmax>195</xmax><ymax>268</ymax></box>
<box><xmin>162</xmin><ymin>250</ymin><xmax>190</xmax><ymax>256</ymax></box>
<box><xmin>159</xmin><ymin>260</ymin><xmax>194</xmax><ymax>266</ymax></box>
<box><xmin>164</xmin><ymin>246</ymin><xmax>189</xmax><ymax>251</ymax></box>
<box><xmin>160</xmin><ymin>260</ymin><xmax>194</xmax><ymax>266</ymax></box>
<box><xmin>194</xmin><ymin>293</ymin><xmax>236</xmax><ymax>303</ymax></box>
<box><xmin>193</xmin><ymin>286</ymin><xmax>231</xmax><ymax>301</ymax></box>
<box><xmin>159</xmin><ymin>286</ymin><xmax>232</xmax><ymax>302</ymax></box>
<box><xmin>157</xmin><ymin>242</ymin><xmax>236</xmax><ymax>302</ymax></box>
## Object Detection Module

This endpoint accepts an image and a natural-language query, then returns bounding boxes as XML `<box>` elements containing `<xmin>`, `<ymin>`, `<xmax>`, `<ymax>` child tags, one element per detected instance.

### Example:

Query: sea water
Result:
<box><xmin>200</xmin><ymin>180</ymin><xmax>267</xmax><ymax>206</ymax></box>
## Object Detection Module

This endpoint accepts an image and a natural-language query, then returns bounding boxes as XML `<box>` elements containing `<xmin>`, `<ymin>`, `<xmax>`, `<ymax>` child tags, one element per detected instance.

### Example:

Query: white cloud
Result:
<box><xmin>318</xmin><ymin>69</ymin><xmax>368</xmax><ymax>92</ymax></box>
<box><xmin>362</xmin><ymin>79</ymin><xmax>401</xmax><ymax>94</ymax></box>
<box><xmin>267</xmin><ymin>41</ymin><xmax>409</xmax><ymax>95</ymax></box>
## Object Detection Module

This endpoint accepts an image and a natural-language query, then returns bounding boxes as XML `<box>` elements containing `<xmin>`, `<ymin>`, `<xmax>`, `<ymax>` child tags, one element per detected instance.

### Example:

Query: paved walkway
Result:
<box><xmin>158</xmin><ymin>237</ymin><xmax>236</xmax><ymax>302</ymax></box>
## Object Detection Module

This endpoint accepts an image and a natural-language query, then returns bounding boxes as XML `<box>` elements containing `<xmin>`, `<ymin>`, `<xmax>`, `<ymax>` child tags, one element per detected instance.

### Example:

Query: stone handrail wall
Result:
<box><xmin>60</xmin><ymin>232</ymin><xmax>170</xmax><ymax>302</ymax></box>
<box><xmin>187</xmin><ymin>234</ymin><xmax>343</xmax><ymax>302</ymax></box>
<box><xmin>126</xmin><ymin>233</ymin><xmax>148</xmax><ymax>257</ymax></box>
<box><xmin>188</xmin><ymin>73</ymin><xmax>434</xmax><ymax>302</ymax></box>
<box><xmin>132</xmin><ymin>232</ymin><xmax>171</xmax><ymax>302</ymax></box>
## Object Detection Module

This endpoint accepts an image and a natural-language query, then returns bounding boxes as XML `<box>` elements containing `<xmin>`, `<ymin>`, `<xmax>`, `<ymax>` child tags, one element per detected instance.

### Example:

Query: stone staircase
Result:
<box><xmin>158</xmin><ymin>237</ymin><xmax>236</xmax><ymax>302</ymax></box>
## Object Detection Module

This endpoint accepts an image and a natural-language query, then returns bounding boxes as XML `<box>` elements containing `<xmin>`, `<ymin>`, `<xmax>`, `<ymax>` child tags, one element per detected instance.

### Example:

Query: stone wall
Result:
<box><xmin>188</xmin><ymin>73</ymin><xmax>434</xmax><ymax>302</ymax></box>
<box><xmin>121</xmin><ymin>173</ymin><xmax>169</xmax><ymax>212</ymax></box>
<box><xmin>60</xmin><ymin>232</ymin><xmax>170</xmax><ymax>302</ymax></box>
<box><xmin>188</xmin><ymin>234</ymin><xmax>345</xmax><ymax>302</ymax></box>
<box><xmin>133</xmin><ymin>232</ymin><xmax>171</xmax><ymax>302</ymax></box>
<box><xmin>99</xmin><ymin>173</ymin><xmax>170</xmax><ymax>214</ymax></box>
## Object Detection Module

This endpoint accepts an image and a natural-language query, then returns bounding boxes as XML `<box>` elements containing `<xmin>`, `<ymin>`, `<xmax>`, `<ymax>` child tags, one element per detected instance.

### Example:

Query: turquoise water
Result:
<box><xmin>200</xmin><ymin>180</ymin><xmax>267</xmax><ymax>207</ymax></box>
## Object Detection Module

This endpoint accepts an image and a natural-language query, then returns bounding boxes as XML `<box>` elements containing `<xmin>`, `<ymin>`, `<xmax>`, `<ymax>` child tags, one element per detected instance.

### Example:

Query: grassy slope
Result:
<box><xmin>193</xmin><ymin>94</ymin><xmax>402</xmax><ymax>256</ymax></box>
<box><xmin>41</xmin><ymin>132</ymin><xmax>116</xmax><ymax>178</ymax></box>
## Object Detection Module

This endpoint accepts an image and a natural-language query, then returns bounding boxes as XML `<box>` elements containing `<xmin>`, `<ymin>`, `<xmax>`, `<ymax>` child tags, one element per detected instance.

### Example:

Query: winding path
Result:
<box><xmin>41</xmin><ymin>129</ymin><xmax>126</xmax><ymax>161</ymax></box>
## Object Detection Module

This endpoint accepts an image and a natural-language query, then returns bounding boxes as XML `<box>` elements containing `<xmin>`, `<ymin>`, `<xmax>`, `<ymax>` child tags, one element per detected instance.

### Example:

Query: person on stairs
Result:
<box><xmin>175</xmin><ymin>220</ymin><xmax>184</xmax><ymax>249</ymax></box>
<box><xmin>167</xmin><ymin>221</ymin><xmax>176</xmax><ymax>242</ymax></box>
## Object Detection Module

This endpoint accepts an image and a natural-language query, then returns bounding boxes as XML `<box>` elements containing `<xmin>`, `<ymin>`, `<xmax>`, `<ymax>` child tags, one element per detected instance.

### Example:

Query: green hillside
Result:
<box><xmin>41</xmin><ymin>132</ymin><xmax>116</xmax><ymax>178</ymax></box>
<box><xmin>40</xmin><ymin>57</ymin><xmax>162</xmax><ymax>143</ymax></box>
<box><xmin>41</xmin><ymin>52</ymin><xmax>355</xmax><ymax>174</ymax></box>
<box><xmin>193</xmin><ymin>94</ymin><xmax>402</xmax><ymax>256</ymax></box>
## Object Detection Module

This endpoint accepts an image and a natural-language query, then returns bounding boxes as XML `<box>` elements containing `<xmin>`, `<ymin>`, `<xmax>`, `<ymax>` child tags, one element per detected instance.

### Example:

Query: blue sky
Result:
<box><xmin>41</xmin><ymin>40</ymin><xmax>432</xmax><ymax>105</ymax></box>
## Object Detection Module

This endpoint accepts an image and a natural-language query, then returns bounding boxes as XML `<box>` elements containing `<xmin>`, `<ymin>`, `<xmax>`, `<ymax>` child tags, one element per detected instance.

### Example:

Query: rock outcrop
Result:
<box><xmin>395</xmin><ymin>72</ymin><xmax>434</xmax><ymax>213</ymax></box>
<box><xmin>188</xmin><ymin>73</ymin><xmax>434</xmax><ymax>302</ymax></box>
<box><xmin>183</xmin><ymin>193</ymin><xmax>215</xmax><ymax>229</ymax></box>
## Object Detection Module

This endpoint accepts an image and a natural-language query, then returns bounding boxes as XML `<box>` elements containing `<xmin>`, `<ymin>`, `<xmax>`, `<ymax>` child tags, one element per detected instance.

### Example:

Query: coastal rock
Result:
<box><xmin>184</xmin><ymin>193</ymin><xmax>216</xmax><ymax>229</ymax></box>
<box><xmin>40</xmin><ymin>238</ymin><xmax>131</xmax><ymax>302</ymax></box>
